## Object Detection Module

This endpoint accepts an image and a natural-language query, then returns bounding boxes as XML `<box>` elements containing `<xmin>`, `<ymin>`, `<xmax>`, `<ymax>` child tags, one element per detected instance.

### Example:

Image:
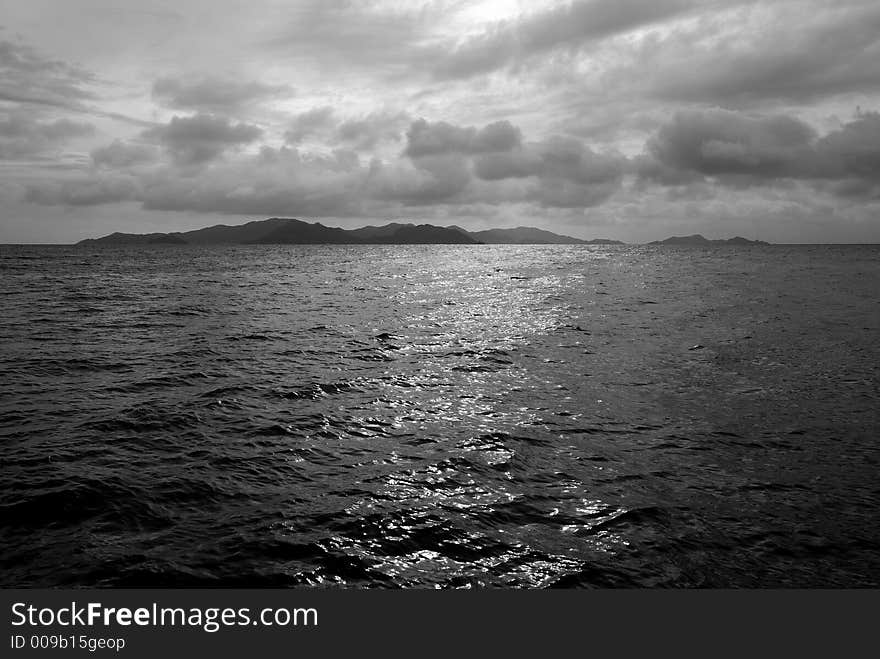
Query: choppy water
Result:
<box><xmin>1</xmin><ymin>243</ymin><xmax>878</xmax><ymax>587</ymax></box>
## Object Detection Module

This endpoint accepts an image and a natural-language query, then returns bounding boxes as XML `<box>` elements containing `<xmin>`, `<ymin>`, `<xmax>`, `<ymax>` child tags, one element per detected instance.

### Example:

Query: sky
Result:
<box><xmin>1</xmin><ymin>0</ymin><xmax>880</xmax><ymax>243</ymax></box>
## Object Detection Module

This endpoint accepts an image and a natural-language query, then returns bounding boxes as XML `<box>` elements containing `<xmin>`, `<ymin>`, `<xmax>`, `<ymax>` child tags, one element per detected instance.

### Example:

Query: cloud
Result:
<box><xmin>139</xmin><ymin>146</ymin><xmax>369</xmax><ymax>217</ymax></box>
<box><xmin>152</xmin><ymin>75</ymin><xmax>294</xmax><ymax>113</ymax></box>
<box><xmin>23</xmin><ymin>144</ymin><xmax>372</xmax><ymax>217</ymax></box>
<box><xmin>471</xmin><ymin>133</ymin><xmax>627</xmax><ymax>207</ymax></box>
<box><xmin>472</xmin><ymin>149</ymin><xmax>542</xmax><ymax>180</ymax></box>
<box><xmin>404</xmin><ymin>119</ymin><xmax>522</xmax><ymax>157</ymax></box>
<box><xmin>641</xmin><ymin>1</ymin><xmax>880</xmax><ymax>105</ymax></box>
<box><xmin>24</xmin><ymin>174</ymin><xmax>139</xmax><ymax>206</ymax></box>
<box><xmin>0</xmin><ymin>37</ymin><xmax>152</xmax><ymax>127</ymax></box>
<box><xmin>534</xmin><ymin>136</ymin><xmax>625</xmax><ymax>183</ymax></box>
<box><xmin>0</xmin><ymin>39</ymin><xmax>96</xmax><ymax>112</ymax></box>
<box><xmin>336</xmin><ymin>110</ymin><xmax>410</xmax><ymax>150</ymax></box>
<box><xmin>261</xmin><ymin>1</ymin><xmax>697</xmax><ymax>86</ymax></box>
<box><xmin>404</xmin><ymin>120</ymin><xmax>477</xmax><ymax>157</ymax></box>
<box><xmin>0</xmin><ymin>112</ymin><xmax>94</xmax><ymax>159</ymax></box>
<box><xmin>815</xmin><ymin>111</ymin><xmax>880</xmax><ymax>179</ymax></box>
<box><xmin>141</xmin><ymin>114</ymin><xmax>262</xmax><ymax>164</ymax></box>
<box><xmin>372</xmin><ymin>153</ymin><xmax>472</xmax><ymax>206</ymax></box>
<box><xmin>263</xmin><ymin>0</ymin><xmax>439</xmax><ymax>79</ymax></box>
<box><xmin>5</xmin><ymin>1</ymin><xmax>880</xmax><ymax>244</ymax></box>
<box><xmin>284</xmin><ymin>106</ymin><xmax>335</xmax><ymax>143</ymax></box>
<box><xmin>643</xmin><ymin>109</ymin><xmax>817</xmax><ymax>180</ymax></box>
<box><xmin>91</xmin><ymin>139</ymin><xmax>160</xmax><ymax>169</ymax></box>
<box><xmin>813</xmin><ymin>111</ymin><xmax>880</xmax><ymax>199</ymax></box>
<box><xmin>529</xmin><ymin>176</ymin><xmax>622</xmax><ymax>208</ymax></box>
<box><xmin>22</xmin><ymin>114</ymin><xmax>627</xmax><ymax>214</ymax></box>
<box><xmin>17</xmin><ymin>104</ymin><xmax>880</xmax><ymax>226</ymax></box>
<box><xmin>395</xmin><ymin>119</ymin><xmax>625</xmax><ymax>208</ymax></box>
<box><xmin>638</xmin><ymin>108</ymin><xmax>880</xmax><ymax>199</ymax></box>
<box><xmin>431</xmin><ymin>0</ymin><xmax>696</xmax><ymax>80</ymax></box>
<box><xmin>285</xmin><ymin>107</ymin><xmax>411</xmax><ymax>150</ymax></box>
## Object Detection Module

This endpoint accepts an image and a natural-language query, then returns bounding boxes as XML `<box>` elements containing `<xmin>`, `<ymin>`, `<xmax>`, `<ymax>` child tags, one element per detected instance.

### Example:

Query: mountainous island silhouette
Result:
<box><xmin>76</xmin><ymin>218</ymin><xmax>624</xmax><ymax>246</ymax></box>
<box><xmin>76</xmin><ymin>218</ymin><xmax>770</xmax><ymax>246</ymax></box>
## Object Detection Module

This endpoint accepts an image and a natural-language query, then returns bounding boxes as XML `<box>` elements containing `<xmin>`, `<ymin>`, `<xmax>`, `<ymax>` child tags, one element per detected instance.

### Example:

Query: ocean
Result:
<box><xmin>1</xmin><ymin>243</ymin><xmax>878</xmax><ymax>587</ymax></box>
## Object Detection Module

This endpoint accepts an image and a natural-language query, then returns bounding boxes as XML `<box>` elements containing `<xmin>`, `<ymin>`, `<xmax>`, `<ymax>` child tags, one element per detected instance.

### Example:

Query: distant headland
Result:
<box><xmin>76</xmin><ymin>218</ymin><xmax>625</xmax><ymax>246</ymax></box>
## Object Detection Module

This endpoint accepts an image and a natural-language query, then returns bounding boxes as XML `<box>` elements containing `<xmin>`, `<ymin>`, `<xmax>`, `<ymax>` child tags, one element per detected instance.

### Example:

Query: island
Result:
<box><xmin>648</xmin><ymin>234</ymin><xmax>770</xmax><ymax>246</ymax></box>
<box><xmin>76</xmin><ymin>218</ymin><xmax>625</xmax><ymax>246</ymax></box>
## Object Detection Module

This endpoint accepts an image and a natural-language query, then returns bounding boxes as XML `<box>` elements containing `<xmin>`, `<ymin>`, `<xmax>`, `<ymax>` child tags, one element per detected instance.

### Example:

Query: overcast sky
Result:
<box><xmin>2</xmin><ymin>0</ymin><xmax>879</xmax><ymax>243</ymax></box>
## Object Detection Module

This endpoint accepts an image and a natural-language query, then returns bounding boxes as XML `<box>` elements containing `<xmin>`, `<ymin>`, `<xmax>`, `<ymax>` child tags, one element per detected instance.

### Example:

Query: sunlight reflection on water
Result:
<box><xmin>1</xmin><ymin>244</ymin><xmax>878</xmax><ymax>587</ymax></box>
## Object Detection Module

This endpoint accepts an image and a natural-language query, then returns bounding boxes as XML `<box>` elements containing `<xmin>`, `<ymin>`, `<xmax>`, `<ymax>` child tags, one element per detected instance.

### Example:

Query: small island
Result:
<box><xmin>648</xmin><ymin>234</ymin><xmax>770</xmax><ymax>246</ymax></box>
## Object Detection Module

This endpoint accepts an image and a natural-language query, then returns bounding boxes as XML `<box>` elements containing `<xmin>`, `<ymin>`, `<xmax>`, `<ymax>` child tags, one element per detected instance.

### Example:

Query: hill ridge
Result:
<box><xmin>77</xmin><ymin>218</ymin><xmax>624</xmax><ymax>246</ymax></box>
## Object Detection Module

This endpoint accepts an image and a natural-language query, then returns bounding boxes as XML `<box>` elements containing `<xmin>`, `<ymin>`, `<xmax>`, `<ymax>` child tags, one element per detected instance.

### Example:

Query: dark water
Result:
<box><xmin>1</xmin><ymin>243</ymin><xmax>878</xmax><ymax>587</ymax></box>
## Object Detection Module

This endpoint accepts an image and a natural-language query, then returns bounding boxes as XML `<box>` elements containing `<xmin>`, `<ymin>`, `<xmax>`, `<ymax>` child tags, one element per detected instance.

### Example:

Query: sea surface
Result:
<box><xmin>1</xmin><ymin>244</ymin><xmax>878</xmax><ymax>587</ymax></box>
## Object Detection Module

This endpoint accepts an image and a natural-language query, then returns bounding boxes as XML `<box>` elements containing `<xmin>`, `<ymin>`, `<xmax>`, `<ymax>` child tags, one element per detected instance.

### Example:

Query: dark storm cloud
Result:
<box><xmin>0</xmin><ymin>112</ymin><xmax>94</xmax><ymax>159</ymax></box>
<box><xmin>152</xmin><ymin>76</ymin><xmax>294</xmax><ymax>114</ymax></box>
<box><xmin>646</xmin><ymin>2</ymin><xmax>880</xmax><ymax>104</ymax></box>
<box><xmin>639</xmin><ymin>108</ymin><xmax>880</xmax><ymax>198</ymax></box>
<box><xmin>141</xmin><ymin>114</ymin><xmax>263</xmax><ymax>165</ymax></box>
<box><xmin>432</xmin><ymin>0</ymin><xmax>696</xmax><ymax>80</ymax></box>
